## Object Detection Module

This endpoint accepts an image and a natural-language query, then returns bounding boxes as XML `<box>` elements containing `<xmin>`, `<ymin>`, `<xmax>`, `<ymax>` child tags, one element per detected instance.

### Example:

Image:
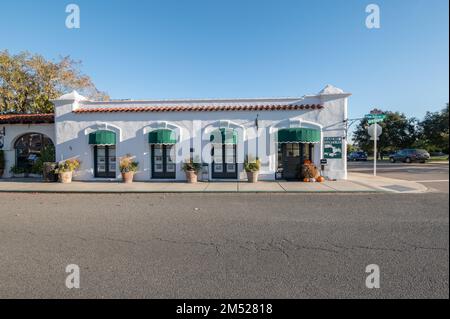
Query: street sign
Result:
<box><xmin>368</xmin><ymin>124</ymin><xmax>382</xmax><ymax>140</ymax></box>
<box><xmin>366</xmin><ymin>112</ymin><xmax>385</xmax><ymax>176</ymax></box>
<box><xmin>365</xmin><ymin>114</ymin><xmax>386</xmax><ymax>119</ymax></box>
<box><xmin>366</xmin><ymin>114</ymin><xmax>386</xmax><ymax>125</ymax></box>
<box><xmin>367</xmin><ymin>123</ymin><xmax>382</xmax><ymax>176</ymax></box>
<box><xmin>320</xmin><ymin>159</ymin><xmax>328</xmax><ymax>165</ymax></box>
<box><xmin>368</xmin><ymin>119</ymin><xmax>384</xmax><ymax>124</ymax></box>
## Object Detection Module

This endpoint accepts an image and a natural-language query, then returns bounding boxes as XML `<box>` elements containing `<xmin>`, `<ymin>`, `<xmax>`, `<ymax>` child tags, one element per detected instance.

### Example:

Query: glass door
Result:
<box><xmin>94</xmin><ymin>145</ymin><xmax>116</xmax><ymax>178</ymax></box>
<box><xmin>151</xmin><ymin>145</ymin><xmax>176</xmax><ymax>179</ymax></box>
<box><xmin>281</xmin><ymin>143</ymin><xmax>301</xmax><ymax>180</ymax></box>
<box><xmin>212</xmin><ymin>144</ymin><xmax>237</xmax><ymax>179</ymax></box>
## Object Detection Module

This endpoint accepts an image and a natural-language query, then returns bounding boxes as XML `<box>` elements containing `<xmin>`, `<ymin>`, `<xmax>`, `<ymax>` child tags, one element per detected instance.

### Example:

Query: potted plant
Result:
<box><xmin>10</xmin><ymin>165</ymin><xmax>29</xmax><ymax>178</ymax></box>
<box><xmin>31</xmin><ymin>144</ymin><xmax>57</xmax><ymax>182</ymax></box>
<box><xmin>55</xmin><ymin>159</ymin><xmax>80</xmax><ymax>183</ymax></box>
<box><xmin>244</xmin><ymin>156</ymin><xmax>261</xmax><ymax>183</ymax></box>
<box><xmin>0</xmin><ymin>150</ymin><xmax>5</xmax><ymax>178</ymax></box>
<box><xmin>43</xmin><ymin>162</ymin><xmax>58</xmax><ymax>182</ymax></box>
<box><xmin>182</xmin><ymin>158</ymin><xmax>202</xmax><ymax>183</ymax></box>
<box><xmin>119</xmin><ymin>154</ymin><xmax>139</xmax><ymax>183</ymax></box>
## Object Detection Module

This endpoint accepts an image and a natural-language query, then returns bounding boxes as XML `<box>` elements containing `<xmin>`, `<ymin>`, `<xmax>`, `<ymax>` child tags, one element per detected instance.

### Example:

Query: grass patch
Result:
<box><xmin>430</xmin><ymin>155</ymin><xmax>449</xmax><ymax>162</ymax></box>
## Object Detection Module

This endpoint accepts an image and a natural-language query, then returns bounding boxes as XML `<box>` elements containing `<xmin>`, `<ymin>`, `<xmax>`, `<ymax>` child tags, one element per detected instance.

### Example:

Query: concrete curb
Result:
<box><xmin>0</xmin><ymin>177</ymin><xmax>418</xmax><ymax>194</ymax></box>
<box><xmin>0</xmin><ymin>189</ymin><xmax>386</xmax><ymax>194</ymax></box>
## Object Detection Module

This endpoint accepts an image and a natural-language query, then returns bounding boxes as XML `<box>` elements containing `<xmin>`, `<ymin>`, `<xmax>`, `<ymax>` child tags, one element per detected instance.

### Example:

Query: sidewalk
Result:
<box><xmin>347</xmin><ymin>172</ymin><xmax>428</xmax><ymax>193</ymax></box>
<box><xmin>0</xmin><ymin>175</ymin><xmax>428</xmax><ymax>194</ymax></box>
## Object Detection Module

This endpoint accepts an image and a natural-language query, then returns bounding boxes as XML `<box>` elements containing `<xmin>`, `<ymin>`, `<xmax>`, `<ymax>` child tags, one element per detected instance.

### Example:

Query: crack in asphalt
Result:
<box><xmin>327</xmin><ymin>241</ymin><xmax>405</xmax><ymax>253</ymax></box>
<box><xmin>151</xmin><ymin>237</ymin><xmax>222</xmax><ymax>257</ymax></box>
<box><xmin>280</xmin><ymin>238</ymin><xmax>340</xmax><ymax>254</ymax></box>
<box><xmin>396</xmin><ymin>239</ymin><xmax>448</xmax><ymax>252</ymax></box>
<box><xmin>2</xmin><ymin>229</ymin><xmax>447</xmax><ymax>258</ymax></box>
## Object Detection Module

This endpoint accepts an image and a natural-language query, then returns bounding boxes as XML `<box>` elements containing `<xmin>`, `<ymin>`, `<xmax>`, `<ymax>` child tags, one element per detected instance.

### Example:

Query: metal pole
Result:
<box><xmin>374</xmin><ymin>124</ymin><xmax>377</xmax><ymax>176</ymax></box>
<box><xmin>254</xmin><ymin>115</ymin><xmax>258</xmax><ymax>161</ymax></box>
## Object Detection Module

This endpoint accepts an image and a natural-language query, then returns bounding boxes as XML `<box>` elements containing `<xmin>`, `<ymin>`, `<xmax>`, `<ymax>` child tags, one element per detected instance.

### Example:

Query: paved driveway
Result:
<box><xmin>0</xmin><ymin>192</ymin><xmax>448</xmax><ymax>299</ymax></box>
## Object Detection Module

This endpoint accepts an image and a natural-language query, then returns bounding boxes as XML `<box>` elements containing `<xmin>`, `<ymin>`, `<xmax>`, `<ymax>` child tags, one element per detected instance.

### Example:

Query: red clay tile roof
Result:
<box><xmin>0</xmin><ymin>113</ymin><xmax>54</xmax><ymax>124</ymax></box>
<box><xmin>73</xmin><ymin>104</ymin><xmax>323</xmax><ymax>113</ymax></box>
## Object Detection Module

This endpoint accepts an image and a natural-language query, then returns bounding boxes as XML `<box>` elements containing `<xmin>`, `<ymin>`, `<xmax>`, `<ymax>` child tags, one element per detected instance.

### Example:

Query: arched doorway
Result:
<box><xmin>148</xmin><ymin>129</ymin><xmax>177</xmax><ymax>179</ymax></box>
<box><xmin>88</xmin><ymin>130</ymin><xmax>117</xmax><ymax>178</ymax></box>
<box><xmin>14</xmin><ymin>133</ymin><xmax>54</xmax><ymax>171</ymax></box>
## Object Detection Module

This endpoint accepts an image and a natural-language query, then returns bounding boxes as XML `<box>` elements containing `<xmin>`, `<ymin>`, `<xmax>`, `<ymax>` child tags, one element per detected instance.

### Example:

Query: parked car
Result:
<box><xmin>389</xmin><ymin>149</ymin><xmax>430</xmax><ymax>163</ymax></box>
<box><xmin>348</xmin><ymin>151</ymin><xmax>368</xmax><ymax>161</ymax></box>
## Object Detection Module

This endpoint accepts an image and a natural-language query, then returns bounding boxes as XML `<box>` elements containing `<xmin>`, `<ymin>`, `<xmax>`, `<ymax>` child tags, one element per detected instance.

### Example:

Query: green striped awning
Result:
<box><xmin>210</xmin><ymin>128</ymin><xmax>237</xmax><ymax>145</ymax></box>
<box><xmin>148</xmin><ymin>129</ymin><xmax>176</xmax><ymax>144</ymax></box>
<box><xmin>89</xmin><ymin>130</ymin><xmax>116</xmax><ymax>145</ymax></box>
<box><xmin>277</xmin><ymin>128</ymin><xmax>321</xmax><ymax>144</ymax></box>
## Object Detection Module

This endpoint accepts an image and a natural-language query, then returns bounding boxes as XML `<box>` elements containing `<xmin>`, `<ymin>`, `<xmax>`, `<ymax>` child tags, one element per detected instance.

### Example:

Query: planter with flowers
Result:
<box><xmin>55</xmin><ymin>159</ymin><xmax>80</xmax><ymax>183</ymax></box>
<box><xmin>182</xmin><ymin>158</ymin><xmax>202</xmax><ymax>183</ymax></box>
<box><xmin>120</xmin><ymin>154</ymin><xmax>139</xmax><ymax>183</ymax></box>
<box><xmin>244</xmin><ymin>156</ymin><xmax>261</xmax><ymax>183</ymax></box>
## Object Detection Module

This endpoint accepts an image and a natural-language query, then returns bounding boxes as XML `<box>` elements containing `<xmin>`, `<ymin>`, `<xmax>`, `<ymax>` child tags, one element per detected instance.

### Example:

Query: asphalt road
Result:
<box><xmin>348</xmin><ymin>161</ymin><xmax>449</xmax><ymax>193</ymax></box>
<box><xmin>0</xmin><ymin>192</ymin><xmax>448</xmax><ymax>299</ymax></box>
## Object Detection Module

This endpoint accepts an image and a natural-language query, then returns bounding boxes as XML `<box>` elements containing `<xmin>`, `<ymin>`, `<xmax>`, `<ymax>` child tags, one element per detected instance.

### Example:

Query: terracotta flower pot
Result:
<box><xmin>185</xmin><ymin>170</ymin><xmax>198</xmax><ymax>183</ymax></box>
<box><xmin>122</xmin><ymin>172</ymin><xmax>135</xmax><ymax>184</ymax></box>
<box><xmin>58</xmin><ymin>171</ymin><xmax>73</xmax><ymax>184</ymax></box>
<box><xmin>246</xmin><ymin>171</ymin><xmax>259</xmax><ymax>183</ymax></box>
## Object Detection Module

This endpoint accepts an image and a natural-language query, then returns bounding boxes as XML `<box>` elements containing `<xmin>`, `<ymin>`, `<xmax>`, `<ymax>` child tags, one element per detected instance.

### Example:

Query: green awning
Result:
<box><xmin>89</xmin><ymin>130</ymin><xmax>116</xmax><ymax>145</ymax></box>
<box><xmin>148</xmin><ymin>129</ymin><xmax>176</xmax><ymax>144</ymax></box>
<box><xmin>210</xmin><ymin>128</ymin><xmax>237</xmax><ymax>145</ymax></box>
<box><xmin>277</xmin><ymin>128</ymin><xmax>321</xmax><ymax>143</ymax></box>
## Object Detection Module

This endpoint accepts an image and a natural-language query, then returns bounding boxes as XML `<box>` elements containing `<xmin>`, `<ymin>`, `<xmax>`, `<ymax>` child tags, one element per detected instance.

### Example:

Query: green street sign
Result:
<box><xmin>366</xmin><ymin>114</ymin><xmax>386</xmax><ymax>120</ymax></box>
<box><xmin>368</xmin><ymin>118</ymin><xmax>384</xmax><ymax>124</ymax></box>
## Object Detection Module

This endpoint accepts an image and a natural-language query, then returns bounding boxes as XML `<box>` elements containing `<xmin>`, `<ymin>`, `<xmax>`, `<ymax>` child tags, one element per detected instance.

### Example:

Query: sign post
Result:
<box><xmin>374</xmin><ymin>124</ymin><xmax>377</xmax><ymax>176</ymax></box>
<box><xmin>366</xmin><ymin>114</ymin><xmax>385</xmax><ymax>177</ymax></box>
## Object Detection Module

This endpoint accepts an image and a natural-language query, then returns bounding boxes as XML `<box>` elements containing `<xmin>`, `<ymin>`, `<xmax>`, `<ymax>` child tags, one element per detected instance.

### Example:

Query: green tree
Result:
<box><xmin>353</xmin><ymin>110</ymin><xmax>419</xmax><ymax>156</ymax></box>
<box><xmin>347</xmin><ymin>143</ymin><xmax>358</xmax><ymax>154</ymax></box>
<box><xmin>420</xmin><ymin>104</ymin><xmax>449</xmax><ymax>153</ymax></box>
<box><xmin>0</xmin><ymin>50</ymin><xmax>108</xmax><ymax>114</ymax></box>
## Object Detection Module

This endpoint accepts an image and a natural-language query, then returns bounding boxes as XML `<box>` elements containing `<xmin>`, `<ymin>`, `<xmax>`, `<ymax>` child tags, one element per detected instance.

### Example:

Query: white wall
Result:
<box><xmin>53</xmin><ymin>94</ymin><xmax>348</xmax><ymax>181</ymax></box>
<box><xmin>0</xmin><ymin>124</ymin><xmax>55</xmax><ymax>178</ymax></box>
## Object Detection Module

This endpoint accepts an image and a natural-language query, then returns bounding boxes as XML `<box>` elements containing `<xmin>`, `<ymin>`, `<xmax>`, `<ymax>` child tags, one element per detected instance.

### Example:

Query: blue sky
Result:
<box><xmin>1</xmin><ymin>0</ymin><xmax>448</xmax><ymax>120</ymax></box>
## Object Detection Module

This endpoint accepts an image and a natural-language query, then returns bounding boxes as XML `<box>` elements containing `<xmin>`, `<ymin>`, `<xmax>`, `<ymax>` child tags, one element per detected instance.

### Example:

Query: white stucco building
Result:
<box><xmin>0</xmin><ymin>85</ymin><xmax>350</xmax><ymax>181</ymax></box>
